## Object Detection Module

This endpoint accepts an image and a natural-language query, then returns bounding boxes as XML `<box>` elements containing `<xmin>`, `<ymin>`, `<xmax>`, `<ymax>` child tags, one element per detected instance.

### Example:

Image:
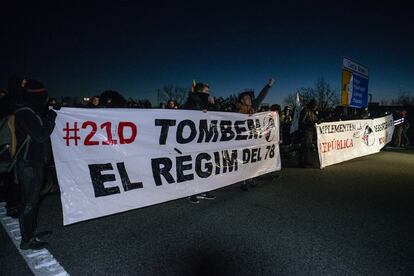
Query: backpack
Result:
<box><xmin>0</xmin><ymin>107</ymin><xmax>34</xmax><ymax>173</ymax></box>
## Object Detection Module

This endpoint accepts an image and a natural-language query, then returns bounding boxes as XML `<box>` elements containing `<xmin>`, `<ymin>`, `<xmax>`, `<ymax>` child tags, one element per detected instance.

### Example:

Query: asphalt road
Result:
<box><xmin>1</xmin><ymin>148</ymin><xmax>414</xmax><ymax>275</ymax></box>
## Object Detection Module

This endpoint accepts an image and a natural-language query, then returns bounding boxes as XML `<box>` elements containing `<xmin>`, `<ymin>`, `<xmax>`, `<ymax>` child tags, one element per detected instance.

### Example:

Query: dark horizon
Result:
<box><xmin>2</xmin><ymin>1</ymin><xmax>414</xmax><ymax>105</ymax></box>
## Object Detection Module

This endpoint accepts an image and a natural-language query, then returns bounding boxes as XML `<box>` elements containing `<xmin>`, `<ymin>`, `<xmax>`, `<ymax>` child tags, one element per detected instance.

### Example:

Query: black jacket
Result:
<box><xmin>299</xmin><ymin>108</ymin><xmax>318</xmax><ymax>132</ymax></box>
<box><xmin>183</xmin><ymin>92</ymin><xmax>212</xmax><ymax>111</ymax></box>
<box><xmin>15</xmin><ymin>107</ymin><xmax>56</xmax><ymax>163</ymax></box>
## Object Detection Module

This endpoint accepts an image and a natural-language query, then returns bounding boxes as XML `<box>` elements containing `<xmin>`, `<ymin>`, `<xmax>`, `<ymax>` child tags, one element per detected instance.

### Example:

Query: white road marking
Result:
<box><xmin>0</xmin><ymin>203</ymin><xmax>70</xmax><ymax>276</ymax></box>
<box><xmin>28</xmin><ymin>250</ymin><xmax>48</xmax><ymax>258</ymax></box>
<box><xmin>35</xmin><ymin>260</ymin><xmax>58</xmax><ymax>269</ymax></box>
<box><xmin>54</xmin><ymin>272</ymin><xmax>70</xmax><ymax>276</ymax></box>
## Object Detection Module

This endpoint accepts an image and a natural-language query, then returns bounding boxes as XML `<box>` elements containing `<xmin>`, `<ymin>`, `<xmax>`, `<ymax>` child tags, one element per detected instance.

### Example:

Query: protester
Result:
<box><xmin>360</xmin><ymin>108</ymin><xmax>370</xmax><ymax>119</ymax></box>
<box><xmin>0</xmin><ymin>88</ymin><xmax>21</xmax><ymax>218</ymax></box>
<box><xmin>14</xmin><ymin>79</ymin><xmax>57</xmax><ymax>250</ymax></box>
<box><xmin>100</xmin><ymin>90</ymin><xmax>127</xmax><ymax>108</ymax></box>
<box><xmin>183</xmin><ymin>82</ymin><xmax>216</xmax><ymax>203</ymax></box>
<box><xmin>332</xmin><ymin>106</ymin><xmax>348</xmax><ymax>121</ymax></box>
<box><xmin>298</xmin><ymin>99</ymin><xmax>318</xmax><ymax>168</ymax></box>
<box><xmin>43</xmin><ymin>96</ymin><xmax>60</xmax><ymax>197</ymax></box>
<box><xmin>237</xmin><ymin>78</ymin><xmax>275</xmax><ymax>190</ymax></box>
<box><xmin>87</xmin><ymin>95</ymin><xmax>100</xmax><ymax>108</ymax></box>
<box><xmin>236</xmin><ymin>78</ymin><xmax>275</xmax><ymax>115</ymax></box>
<box><xmin>393</xmin><ymin>110</ymin><xmax>404</xmax><ymax>147</ymax></box>
<box><xmin>281</xmin><ymin>106</ymin><xmax>293</xmax><ymax>124</ymax></box>
<box><xmin>402</xmin><ymin>110</ymin><xmax>410</xmax><ymax>147</ymax></box>
<box><xmin>183</xmin><ymin>83</ymin><xmax>215</xmax><ymax>112</ymax></box>
<box><xmin>166</xmin><ymin>99</ymin><xmax>176</xmax><ymax>109</ymax></box>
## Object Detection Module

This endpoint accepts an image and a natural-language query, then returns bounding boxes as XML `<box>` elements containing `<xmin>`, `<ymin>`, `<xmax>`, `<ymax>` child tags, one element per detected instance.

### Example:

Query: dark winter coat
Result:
<box><xmin>15</xmin><ymin>94</ymin><xmax>57</xmax><ymax>164</ymax></box>
<box><xmin>183</xmin><ymin>92</ymin><xmax>211</xmax><ymax>111</ymax></box>
<box><xmin>236</xmin><ymin>84</ymin><xmax>271</xmax><ymax>114</ymax></box>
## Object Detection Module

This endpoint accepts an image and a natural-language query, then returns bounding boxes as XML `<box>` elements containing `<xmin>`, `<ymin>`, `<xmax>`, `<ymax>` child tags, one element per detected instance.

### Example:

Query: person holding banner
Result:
<box><xmin>298</xmin><ymin>99</ymin><xmax>318</xmax><ymax>168</ymax></box>
<box><xmin>393</xmin><ymin>110</ymin><xmax>404</xmax><ymax>148</ymax></box>
<box><xmin>402</xmin><ymin>111</ymin><xmax>410</xmax><ymax>147</ymax></box>
<box><xmin>166</xmin><ymin>99</ymin><xmax>176</xmax><ymax>109</ymax></box>
<box><xmin>14</xmin><ymin>79</ymin><xmax>57</xmax><ymax>250</ymax></box>
<box><xmin>87</xmin><ymin>95</ymin><xmax>100</xmax><ymax>108</ymax></box>
<box><xmin>236</xmin><ymin>78</ymin><xmax>275</xmax><ymax>190</ymax></box>
<box><xmin>183</xmin><ymin>82</ymin><xmax>216</xmax><ymax>203</ymax></box>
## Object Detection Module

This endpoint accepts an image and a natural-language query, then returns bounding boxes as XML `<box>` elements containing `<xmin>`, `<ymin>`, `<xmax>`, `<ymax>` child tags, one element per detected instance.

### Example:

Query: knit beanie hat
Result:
<box><xmin>22</xmin><ymin>79</ymin><xmax>48</xmax><ymax>111</ymax></box>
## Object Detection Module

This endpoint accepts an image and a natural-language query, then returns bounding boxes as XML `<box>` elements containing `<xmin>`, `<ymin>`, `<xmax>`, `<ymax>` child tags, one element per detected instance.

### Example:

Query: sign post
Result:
<box><xmin>341</xmin><ymin>57</ymin><xmax>369</xmax><ymax>108</ymax></box>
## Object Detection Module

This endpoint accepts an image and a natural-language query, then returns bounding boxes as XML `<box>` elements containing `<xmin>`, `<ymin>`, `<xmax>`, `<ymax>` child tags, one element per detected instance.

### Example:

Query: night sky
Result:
<box><xmin>2</xmin><ymin>1</ymin><xmax>414</xmax><ymax>105</ymax></box>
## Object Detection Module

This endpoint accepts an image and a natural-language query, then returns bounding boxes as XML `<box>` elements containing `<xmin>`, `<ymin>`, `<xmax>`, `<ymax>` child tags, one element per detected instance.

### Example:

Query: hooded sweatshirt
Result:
<box><xmin>14</xmin><ymin>81</ymin><xmax>57</xmax><ymax>163</ymax></box>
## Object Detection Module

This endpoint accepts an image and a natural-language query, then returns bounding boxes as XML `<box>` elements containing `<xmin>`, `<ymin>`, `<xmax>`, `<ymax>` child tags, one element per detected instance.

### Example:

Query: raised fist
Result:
<box><xmin>268</xmin><ymin>78</ymin><xmax>275</xmax><ymax>87</ymax></box>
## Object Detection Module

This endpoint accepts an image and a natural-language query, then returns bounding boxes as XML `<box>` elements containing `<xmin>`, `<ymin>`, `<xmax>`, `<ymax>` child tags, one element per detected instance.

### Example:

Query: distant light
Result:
<box><xmin>83</xmin><ymin>97</ymin><xmax>90</xmax><ymax>101</ymax></box>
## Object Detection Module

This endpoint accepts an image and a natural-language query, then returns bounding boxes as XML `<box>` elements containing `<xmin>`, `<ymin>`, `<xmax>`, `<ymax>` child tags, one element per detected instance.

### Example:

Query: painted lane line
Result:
<box><xmin>0</xmin><ymin>204</ymin><xmax>70</xmax><ymax>276</ymax></box>
<box><xmin>28</xmin><ymin>250</ymin><xmax>49</xmax><ymax>258</ymax></box>
<box><xmin>54</xmin><ymin>272</ymin><xmax>70</xmax><ymax>276</ymax></box>
<box><xmin>35</xmin><ymin>260</ymin><xmax>58</xmax><ymax>269</ymax></box>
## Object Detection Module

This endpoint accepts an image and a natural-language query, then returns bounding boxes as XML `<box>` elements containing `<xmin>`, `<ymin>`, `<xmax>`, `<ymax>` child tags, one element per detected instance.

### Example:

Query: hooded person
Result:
<box><xmin>14</xmin><ymin>79</ymin><xmax>57</xmax><ymax>250</ymax></box>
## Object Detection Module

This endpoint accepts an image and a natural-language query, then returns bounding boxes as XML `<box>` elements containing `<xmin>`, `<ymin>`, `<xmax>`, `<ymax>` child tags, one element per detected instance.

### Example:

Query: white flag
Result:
<box><xmin>290</xmin><ymin>92</ymin><xmax>303</xmax><ymax>134</ymax></box>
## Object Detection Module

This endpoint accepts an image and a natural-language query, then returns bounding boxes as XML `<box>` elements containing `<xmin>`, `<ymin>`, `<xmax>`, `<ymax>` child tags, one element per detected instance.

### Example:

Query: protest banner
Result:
<box><xmin>51</xmin><ymin>108</ymin><xmax>281</xmax><ymax>225</ymax></box>
<box><xmin>316</xmin><ymin>115</ymin><xmax>394</xmax><ymax>168</ymax></box>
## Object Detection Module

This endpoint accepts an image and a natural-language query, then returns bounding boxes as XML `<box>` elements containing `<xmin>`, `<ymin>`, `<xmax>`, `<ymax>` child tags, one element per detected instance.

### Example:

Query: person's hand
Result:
<box><xmin>46</xmin><ymin>109</ymin><xmax>58</xmax><ymax>121</ymax></box>
<box><xmin>52</xmin><ymin>104</ymin><xmax>62</xmax><ymax>110</ymax></box>
<box><xmin>268</xmin><ymin>78</ymin><xmax>275</xmax><ymax>87</ymax></box>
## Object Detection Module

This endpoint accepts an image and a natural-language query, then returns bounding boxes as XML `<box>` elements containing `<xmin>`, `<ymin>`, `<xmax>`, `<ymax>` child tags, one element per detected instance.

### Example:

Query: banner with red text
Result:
<box><xmin>51</xmin><ymin>108</ymin><xmax>281</xmax><ymax>225</ymax></box>
<box><xmin>316</xmin><ymin>115</ymin><xmax>394</xmax><ymax>168</ymax></box>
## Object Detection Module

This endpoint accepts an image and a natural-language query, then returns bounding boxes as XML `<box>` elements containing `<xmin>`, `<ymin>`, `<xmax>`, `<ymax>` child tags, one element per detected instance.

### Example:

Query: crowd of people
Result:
<box><xmin>0</xmin><ymin>75</ymin><xmax>411</xmax><ymax>250</ymax></box>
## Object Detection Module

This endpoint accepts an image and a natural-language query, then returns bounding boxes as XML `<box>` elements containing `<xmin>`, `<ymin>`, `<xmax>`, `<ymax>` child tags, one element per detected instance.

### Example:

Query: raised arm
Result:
<box><xmin>253</xmin><ymin>78</ymin><xmax>275</xmax><ymax>111</ymax></box>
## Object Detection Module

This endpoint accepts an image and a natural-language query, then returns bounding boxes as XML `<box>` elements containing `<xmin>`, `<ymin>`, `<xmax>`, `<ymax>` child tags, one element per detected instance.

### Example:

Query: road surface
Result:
<box><xmin>1</xmin><ymin>148</ymin><xmax>414</xmax><ymax>275</ymax></box>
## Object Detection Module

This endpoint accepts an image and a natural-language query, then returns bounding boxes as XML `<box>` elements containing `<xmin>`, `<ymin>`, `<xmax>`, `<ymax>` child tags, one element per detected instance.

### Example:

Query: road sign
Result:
<box><xmin>341</xmin><ymin>57</ymin><xmax>369</xmax><ymax>108</ymax></box>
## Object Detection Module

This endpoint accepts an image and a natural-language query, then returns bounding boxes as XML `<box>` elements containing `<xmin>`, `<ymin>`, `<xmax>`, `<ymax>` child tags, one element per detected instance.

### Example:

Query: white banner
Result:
<box><xmin>316</xmin><ymin>115</ymin><xmax>394</xmax><ymax>168</ymax></box>
<box><xmin>51</xmin><ymin>108</ymin><xmax>281</xmax><ymax>225</ymax></box>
